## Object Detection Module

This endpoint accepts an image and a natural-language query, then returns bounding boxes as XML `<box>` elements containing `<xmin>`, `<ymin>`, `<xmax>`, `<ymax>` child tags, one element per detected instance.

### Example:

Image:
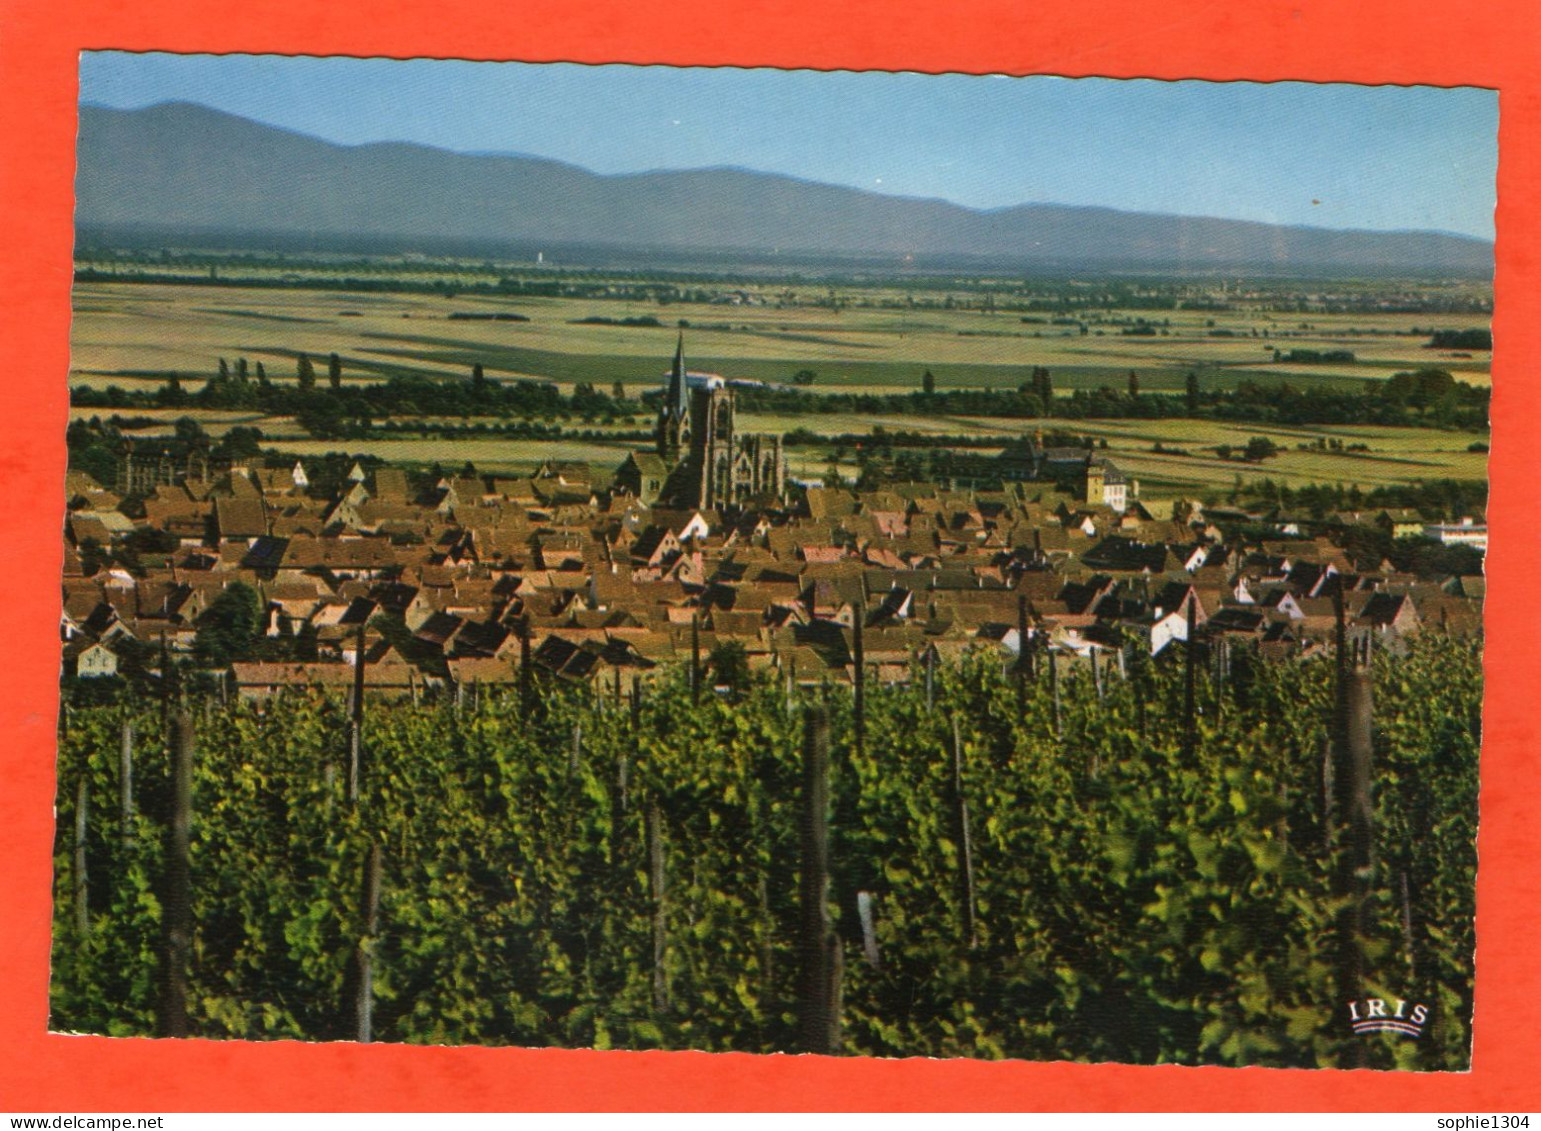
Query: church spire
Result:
<box><xmin>667</xmin><ymin>331</ymin><xmax>687</xmax><ymax>419</ymax></box>
<box><xmin>656</xmin><ymin>333</ymin><xmax>690</xmax><ymax>463</ymax></box>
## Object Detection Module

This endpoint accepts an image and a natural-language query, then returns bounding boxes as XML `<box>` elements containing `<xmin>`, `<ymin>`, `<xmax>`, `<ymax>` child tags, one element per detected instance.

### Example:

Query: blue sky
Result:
<box><xmin>79</xmin><ymin>54</ymin><xmax>1498</xmax><ymax>239</ymax></box>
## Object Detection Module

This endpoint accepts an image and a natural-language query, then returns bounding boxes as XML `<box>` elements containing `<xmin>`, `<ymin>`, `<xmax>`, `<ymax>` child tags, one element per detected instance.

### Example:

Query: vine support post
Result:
<box><xmin>355</xmin><ymin>841</ymin><xmax>383</xmax><ymax>1043</ymax></box>
<box><xmin>951</xmin><ymin>715</ymin><xmax>978</xmax><ymax>949</ymax></box>
<box><xmin>1320</xmin><ymin>733</ymin><xmax>1336</xmax><ymax>857</ymax></box>
<box><xmin>158</xmin><ymin>633</ymin><xmax>172</xmax><ymax>752</ymax></box>
<box><xmin>518</xmin><ymin>616</ymin><xmax>533</xmax><ymax>720</ymax></box>
<box><xmin>796</xmin><ymin>704</ymin><xmax>840</xmax><ymax>1055</ymax></box>
<box><xmin>856</xmin><ymin>890</ymin><xmax>881</xmax><ymax>969</ymax></box>
<box><xmin>852</xmin><ymin>614</ymin><xmax>865</xmax><ymax>755</ymax></box>
<box><xmin>1400</xmin><ymin>869</ymin><xmax>1417</xmax><ymax>982</ymax></box>
<box><xmin>1333</xmin><ymin>590</ymin><xmax>1349</xmax><ymax>748</ymax></box>
<box><xmin>1214</xmin><ymin>635</ymin><xmax>1227</xmax><ymax>724</ymax></box>
<box><xmin>1048</xmin><ymin>648</ymin><xmax>1062</xmax><ymax>741</ymax></box>
<box><xmin>614</xmin><ymin>749</ymin><xmax>630</xmax><ymax>816</ymax></box>
<box><xmin>1182</xmin><ymin>598</ymin><xmax>1198</xmax><ymax>760</ymax></box>
<box><xmin>690</xmin><ymin>612</ymin><xmax>701</xmax><ymax>706</ymax></box>
<box><xmin>1015</xmin><ymin>594</ymin><xmax>1028</xmax><ymax>712</ymax></box>
<box><xmin>646</xmin><ymin>799</ymin><xmax>669</xmax><ymax>1013</ymax></box>
<box><xmin>119</xmin><ymin>718</ymin><xmax>135</xmax><ymax>845</ymax></box>
<box><xmin>759</xmin><ymin>873</ymin><xmax>779</xmax><ymax>1010</ymax></box>
<box><xmin>1326</xmin><ymin>590</ymin><xmax>1349</xmax><ymax>865</ymax></box>
<box><xmin>924</xmin><ymin>647</ymin><xmax>935</xmax><ymax>711</ymax></box>
<box><xmin>74</xmin><ymin>774</ymin><xmax>90</xmax><ymax>936</ymax></box>
<box><xmin>349</xmin><ymin>619</ymin><xmax>366</xmax><ymax>805</ymax></box>
<box><xmin>158</xmin><ymin>711</ymin><xmax>194</xmax><ymax>1039</ymax></box>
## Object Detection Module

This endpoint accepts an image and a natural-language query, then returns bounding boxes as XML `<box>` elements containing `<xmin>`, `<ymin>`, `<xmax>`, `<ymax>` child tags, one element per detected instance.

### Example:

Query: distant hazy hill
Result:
<box><xmin>75</xmin><ymin>101</ymin><xmax>1492</xmax><ymax>274</ymax></box>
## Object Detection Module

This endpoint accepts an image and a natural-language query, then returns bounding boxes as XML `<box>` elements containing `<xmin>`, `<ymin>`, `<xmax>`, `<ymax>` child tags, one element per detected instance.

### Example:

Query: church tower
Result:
<box><xmin>625</xmin><ymin>335</ymin><xmax>787</xmax><ymax>511</ymax></box>
<box><xmin>689</xmin><ymin>380</ymin><xmax>735</xmax><ymax>509</ymax></box>
<box><xmin>655</xmin><ymin>332</ymin><xmax>690</xmax><ymax>463</ymax></box>
<box><xmin>1084</xmin><ymin>459</ymin><xmax>1106</xmax><ymax>507</ymax></box>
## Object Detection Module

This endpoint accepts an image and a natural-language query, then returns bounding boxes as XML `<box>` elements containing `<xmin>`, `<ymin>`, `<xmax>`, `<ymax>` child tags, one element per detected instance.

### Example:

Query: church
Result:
<box><xmin>613</xmin><ymin>336</ymin><xmax>787</xmax><ymax>509</ymax></box>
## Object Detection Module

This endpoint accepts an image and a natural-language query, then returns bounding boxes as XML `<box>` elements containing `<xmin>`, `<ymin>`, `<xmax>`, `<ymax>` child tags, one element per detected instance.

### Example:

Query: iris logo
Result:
<box><xmin>1346</xmin><ymin>997</ymin><xmax>1428</xmax><ymax>1037</ymax></box>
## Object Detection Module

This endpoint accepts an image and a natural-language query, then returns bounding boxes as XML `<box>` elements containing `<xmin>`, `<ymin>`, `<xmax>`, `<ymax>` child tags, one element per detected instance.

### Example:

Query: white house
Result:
<box><xmin>1424</xmin><ymin>518</ymin><xmax>1487</xmax><ymax>552</ymax></box>
<box><xmin>72</xmin><ymin>641</ymin><xmax>119</xmax><ymax>679</ymax></box>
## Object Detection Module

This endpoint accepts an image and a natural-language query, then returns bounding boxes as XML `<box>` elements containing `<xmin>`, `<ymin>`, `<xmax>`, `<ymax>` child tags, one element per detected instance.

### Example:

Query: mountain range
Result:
<box><xmin>74</xmin><ymin>101</ymin><xmax>1492</xmax><ymax>274</ymax></box>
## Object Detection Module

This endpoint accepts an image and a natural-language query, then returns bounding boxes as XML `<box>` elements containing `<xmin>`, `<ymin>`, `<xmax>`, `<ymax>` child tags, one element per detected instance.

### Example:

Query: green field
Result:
<box><xmin>71</xmin><ymin>281</ymin><xmax>1492</xmax><ymax>397</ymax></box>
<box><xmin>88</xmin><ymin>409</ymin><xmax>1484</xmax><ymax>504</ymax></box>
<box><xmin>71</xmin><ymin>273</ymin><xmax>1491</xmax><ymax>502</ymax></box>
<box><xmin>961</xmin><ymin>417</ymin><xmax>1487</xmax><ymax>501</ymax></box>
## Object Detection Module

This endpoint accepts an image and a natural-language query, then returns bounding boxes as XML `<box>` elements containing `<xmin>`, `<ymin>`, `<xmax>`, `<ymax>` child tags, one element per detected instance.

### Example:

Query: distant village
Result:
<box><xmin>62</xmin><ymin>344</ymin><xmax>1486</xmax><ymax>700</ymax></box>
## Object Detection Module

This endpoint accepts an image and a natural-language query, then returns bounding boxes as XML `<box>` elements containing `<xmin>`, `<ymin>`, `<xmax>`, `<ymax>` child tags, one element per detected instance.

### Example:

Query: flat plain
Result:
<box><xmin>69</xmin><ymin>270</ymin><xmax>1491</xmax><ymax>505</ymax></box>
<box><xmin>71</xmin><ymin>279</ymin><xmax>1492</xmax><ymax>392</ymax></box>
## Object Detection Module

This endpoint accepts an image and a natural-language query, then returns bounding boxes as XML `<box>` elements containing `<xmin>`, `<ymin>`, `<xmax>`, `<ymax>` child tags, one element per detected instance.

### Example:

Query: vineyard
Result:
<box><xmin>50</xmin><ymin>630</ymin><xmax>1480</xmax><ymax>1069</ymax></box>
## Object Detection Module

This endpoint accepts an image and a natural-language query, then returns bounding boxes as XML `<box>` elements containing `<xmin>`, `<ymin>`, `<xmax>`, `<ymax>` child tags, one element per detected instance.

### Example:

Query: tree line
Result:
<box><xmin>72</xmin><ymin>349</ymin><xmax>1489</xmax><ymax>441</ymax></box>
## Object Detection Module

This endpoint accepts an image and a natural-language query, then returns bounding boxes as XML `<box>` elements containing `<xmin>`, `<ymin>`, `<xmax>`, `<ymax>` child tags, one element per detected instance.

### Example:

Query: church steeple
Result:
<box><xmin>667</xmin><ymin>332</ymin><xmax>687</xmax><ymax>419</ymax></box>
<box><xmin>627</xmin><ymin>335</ymin><xmax>786</xmax><ymax>510</ymax></box>
<box><xmin>656</xmin><ymin>332</ymin><xmax>690</xmax><ymax>462</ymax></box>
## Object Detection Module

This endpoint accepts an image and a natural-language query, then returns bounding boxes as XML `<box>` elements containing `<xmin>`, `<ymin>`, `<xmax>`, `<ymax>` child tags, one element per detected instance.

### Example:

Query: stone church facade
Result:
<box><xmin>622</xmin><ymin>336</ymin><xmax>787</xmax><ymax>509</ymax></box>
<box><xmin>115</xmin><ymin>436</ymin><xmax>212</xmax><ymax>496</ymax></box>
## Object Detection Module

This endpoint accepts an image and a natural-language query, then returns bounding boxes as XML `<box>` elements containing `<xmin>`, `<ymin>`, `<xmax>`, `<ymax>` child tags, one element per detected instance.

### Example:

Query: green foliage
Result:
<box><xmin>707</xmin><ymin>640</ymin><xmax>750</xmax><ymax>700</ymax></box>
<box><xmin>193</xmin><ymin>582</ymin><xmax>263</xmax><ymax>667</ymax></box>
<box><xmin>65</xmin><ymin>419</ymin><xmax>121</xmax><ymax>489</ymax></box>
<box><xmin>1427</xmin><ymin>329</ymin><xmax>1491</xmax><ymax>351</ymax></box>
<box><xmin>51</xmin><ymin>637</ymin><xmax>1479</xmax><ymax>1068</ymax></box>
<box><xmin>70</xmin><ymin>352</ymin><xmax>1491</xmax><ymax>435</ymax></box>
<box><xmin>1283</xmin><ymin>348</ymin><xmax>1357</xmax><ymax>364</ymax></box>
<box><xmin>1388</xmin><ymin>537</ymin><xmax>1484</xmax><ymax>578</ymax></box>
<box><xmin>174</xmin><ymin>417</ymin><xmax>208</xmax><ymax>446</ymax></box>
<box><xmin>1243</xmin><ymin>436</ymin><xmax>1280</xmax><ymax>462</ymax></box>
<box><xmin>1384</xmin><ymin>368</ymin><xmax>1457</xmax><ymax>410</ymax></box>
<box><xmin>214</xmin><ymin>426</ymin><xmax>265</xmax><ymax>461</ymax></box>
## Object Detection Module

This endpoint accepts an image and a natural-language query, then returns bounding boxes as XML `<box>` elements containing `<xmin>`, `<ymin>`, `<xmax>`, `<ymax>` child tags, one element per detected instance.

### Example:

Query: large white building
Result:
<box><xmin>1423</xmin><ymin>517</ymin><xmax>1488</xmax><ymax>552</ymax></box>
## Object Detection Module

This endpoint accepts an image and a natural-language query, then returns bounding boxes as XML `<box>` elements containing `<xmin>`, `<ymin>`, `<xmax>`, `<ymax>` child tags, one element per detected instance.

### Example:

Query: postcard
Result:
<box><xmin>3</xmin><ymin>0</ymin><xmax>1538</xmax><ymax>1113</ymax></box>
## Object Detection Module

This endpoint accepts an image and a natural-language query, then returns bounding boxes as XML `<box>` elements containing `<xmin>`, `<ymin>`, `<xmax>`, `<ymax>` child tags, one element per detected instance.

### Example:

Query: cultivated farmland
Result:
<box><xmin>69</xmin><ymin>263</ymin><xmax>1491</xmax><ymax>505</ymax></box>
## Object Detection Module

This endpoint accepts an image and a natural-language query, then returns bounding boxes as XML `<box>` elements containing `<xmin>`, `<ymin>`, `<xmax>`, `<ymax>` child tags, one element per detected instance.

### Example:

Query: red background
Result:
<box><xmin>1</xmin><ymin>0</ymin><xmax>1536</xmax><ymax>1111</ymax></box>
